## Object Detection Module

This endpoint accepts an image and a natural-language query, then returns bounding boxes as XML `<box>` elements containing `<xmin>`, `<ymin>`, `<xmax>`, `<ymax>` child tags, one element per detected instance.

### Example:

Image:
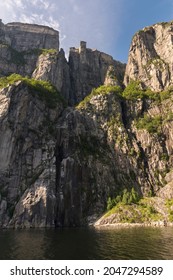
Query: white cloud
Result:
<box><xmin>0</xmin><ymin>0</ymin><xmax>126</xmax><ymax>59</ymax></box>
<box><xmin>28</xmin><ymin>0</ymin><xmax>50</xmax><ymax>10</ymax></box>
<box><xmin>14</xmin><ymin>0</ymin><xmax>25</xmax><ymax>8</ymax></box>
<box><xmin>0</xmin><ymin>0</ymin><xmax>24</xmax><ymax>10</ymax></box>
<box><xmin>16</xmin><ymin>13</ymin><xmax>60</xmax><ymax>31</ymax></box>
<box><xmin>0</xmin><ymin>0</ymin><xmax>61</xmax><ymax>30</ymax></box>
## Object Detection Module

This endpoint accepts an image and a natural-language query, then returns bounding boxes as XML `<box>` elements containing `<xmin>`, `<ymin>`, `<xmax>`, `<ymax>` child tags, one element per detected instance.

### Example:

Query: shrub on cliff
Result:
<box><xmin>136</xmin><ymin>114</ymin><xmax>162</xmax><ymax>134</ymax></box>
<box><xmin>122</xmin><ymin>80</ymin><xmax>145</xmax><ymax>99</ymax></box>
<box><xmin>0</xmin><ymin>73</ymin><xmax>22</xmax><ymax>88</ymax></box>
<box><xmin>0</xmin><ymin>74</ymin><xmax>65</xmax><ymax>108</ymax></box>
<box><xmin>77</xmin><ymin>85</ymin><xmax>122</xmax><ymax>109</ymax></box>
<box><xmin>107</xmin><ymin>187</ymin><xmax>140</xmax><ymax>210</ymax></box>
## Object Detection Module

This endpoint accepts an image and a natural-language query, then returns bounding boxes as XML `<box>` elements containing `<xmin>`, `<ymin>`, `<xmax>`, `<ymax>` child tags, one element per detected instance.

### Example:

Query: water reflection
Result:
<box><xmin>0</xmin><ymin>226</ymin><xmax>173</xmax><ymax>260</ymax></box>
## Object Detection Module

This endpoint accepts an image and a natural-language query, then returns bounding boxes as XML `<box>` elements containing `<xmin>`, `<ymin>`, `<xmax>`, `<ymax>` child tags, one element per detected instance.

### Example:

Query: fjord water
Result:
<box><xmin>0</xmin><ymin>227</ymin><xmax>173</xmax><ymax>260</ymax></box>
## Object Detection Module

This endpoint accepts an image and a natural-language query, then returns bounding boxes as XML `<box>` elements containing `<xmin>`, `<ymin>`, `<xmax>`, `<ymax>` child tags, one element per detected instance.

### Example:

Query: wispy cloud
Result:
<box><xmin>0</xmin><ymin>0</ymin><xmax>61</xmax><ymax>31</ymax></box>
<box><xmin>29</xmin><ymin>0</ymin><xmax>52</xmax><ymax>10</ymax></box>
<box><xmin>0</xmin><ymin>0</ymin><xmax>126</xmax><ymax>60</ymax></box>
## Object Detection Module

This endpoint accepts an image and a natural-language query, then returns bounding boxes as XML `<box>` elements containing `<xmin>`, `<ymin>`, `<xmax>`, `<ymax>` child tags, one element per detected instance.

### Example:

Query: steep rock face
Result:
<box><xmin>1</xmin><ymin>19</ymin><xmax>173</xmax><ymax>228</ymax></box>
<box><xmin>0</xmin><ymin>83</ymin><xmax>128</xmax><ymax>227</ymax></box>
<box><xmin>0</xmin><ymin>81</ymin><xmax>64</xmax><ymax>227</ymax></box>
<box><xmin>0</xmin><ymin>44</ymin><xmax>42</xmax><ymax>77</ymax></box>
<box><xmin>126</xmin><ymin>97</ymin><xmax>173</xmax><ymax>194</ymax></box>
<box><xmin>54</xmin><ymin>87</ymin><xmax>173</xmax><ymax>226</ymax></box>
<box><xmin>68</xmin><ymin>41</ymin><xmax>125</xmax><ymax>104</ymax></box>
<box><xmin>33</xmin><ymin>41</ymin><xmax>125</xmax><ymax>105</ymax></box>
<box><xmin>0</xmin><ymin>21</ymin><xmax>59</xmax><ymax>78</ymax></box>
<box><xmin>0</xmin><ymin>20</ymin><xmax>125</xmax><ymax>106</ymax></box>
<box><xmin>77</xmin><ymin>92</ymin><xmax>173</xmax><ymax>196</ymax></box>
<box><xmin>0</xmin><ymin>21</ymin><xmax>59</xmax><ymax>51</ymax></box>
<box><xmin>1</xmin><ymin>81</ymin><xmax>173</xmax><ymax>227</ymax></box>
<box><xmin>32</xmin><ymin>49</ymin><xmax>71</xmax><ymax>102</ymax></box>
<box><xmin>124</xmin><ymin>21</ymin><xmax>173</xmax><ymax>91</ymax></box>
<box><xmin>55</xmin><ymin>108</ymin><xmax>116</xmax><ymax>226</ymax></box>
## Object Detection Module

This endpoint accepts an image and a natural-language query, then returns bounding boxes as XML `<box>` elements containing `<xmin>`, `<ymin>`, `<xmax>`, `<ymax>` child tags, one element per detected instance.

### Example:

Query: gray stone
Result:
<box><xmin>1</xmin><ymin>19</ymin><xmax>173</xmax><ymax>228</ymax></box>
<box><xmin>124</xmin><ymin>21</ymin><xmax>173</xmax><ymax>91</ymax></box>
<box><xmin>68</xmin><ymin>41</ymin><xmax>125</xmax><ymax>104</ymax></box>
<box><xmin>1</xmin><ymin>22</ymin><xmax>59</xmax><ymax>51</ymax></box>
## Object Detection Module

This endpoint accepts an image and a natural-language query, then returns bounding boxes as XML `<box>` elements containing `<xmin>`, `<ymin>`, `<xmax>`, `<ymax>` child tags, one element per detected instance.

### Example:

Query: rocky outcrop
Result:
<box><xmin>33</xmin><ymin>41</ymin><xmax>126</xmax><ymax>105</ymax></box>
<box><xmin>0</xmin><ymin>21</ymin><xmax>59</xmax><ymax>51</ymax></box>
<box><xmin>0</xmin><ymin>80</ymin><xmax>64</xmax><ymax>227</ymax></box>
<box><xmin>68</xmin><ymin>41</ymin><xmax>125</xmax><ymax>104</ymax></box>
<box><xmin>1</xmin><ymin>77</ymin><xmax>173</xmax><ymax>227</ymax></box>
<box><xmin>0</xmin><ymin>20</ymin><xmax>59</xmax><ymax>78</ymax></box>
<box><xmin>1</xmin><ymin>19</ymin><xmax>173</xmax><ymax>228</ymax></box>
<box><xmin>32</xmin><ymin>48</ymin><xmax>71</xmax><ymax>102</ymax></box>
<box><xmin>55</xmin><ymin>107</ymin><xmax>117</xmax><ymax>226</ymax></box>
<box><xmin>158</xmin><ymin>170</ymin><xmax>173</xmax><ymax>199</ymax></box>
<box><xmin>0</xmin><ymin>20</ymin><xmax>125</xmax><ymax>105</ymax></box>
<box><xmin>124</xmin><ymin>21</ymin><xmax>173</xmax><ymax>91</ymax></box>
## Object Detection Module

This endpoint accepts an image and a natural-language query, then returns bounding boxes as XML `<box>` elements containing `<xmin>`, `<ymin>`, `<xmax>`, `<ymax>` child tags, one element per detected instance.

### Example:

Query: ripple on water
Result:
<box><xmin>0</xmin><ymin>226</ymin><xmax>173</xmax><ymax>259</ymax></box>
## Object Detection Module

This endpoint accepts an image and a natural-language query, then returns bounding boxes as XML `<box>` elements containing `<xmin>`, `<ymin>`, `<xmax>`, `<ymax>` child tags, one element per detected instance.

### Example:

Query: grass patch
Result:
<box><xmin>165</xmin><ymin>199</ymin><xmax>173</xmax><ymax>222</ymax></box>
<box><xmin>122</xmin><ymin>80</ymin><xmax>159</xmax><ymax>100</ymax></box>
<box><xmin>122</xmin><ymin>80</ymin><xmax>145</xmax><ymax>100</ymax></box>
<box><xmin>105</xmin><ymin>197</ymin><xmax>163</xmax><ymax>223</ymax></box>
<box><xmin>76</xmin><ymin>85</ymin><xmax>122</xmax><ymax>109</ymax></box>
<box><xmin>23</xmin><ymin>48</ymin><xmax>58</xmax><ymax>56</ymax></box>
<box><xmin>76</xmin><ymin>81</ymin><xmax>173</xmax><ymax>111</ymax></box>
<box><xmin>107</xmin><ymin>188</ymin><xmax>140</xmax><ymax>210</ymax></box>
<box><xmin>122</xmin><ymin>80</ymin><xmax>173</xmax><ymax>102</ymax></box>
<box><xmin>0</xmin><ymin>74</ymin><xmax>66</xmax><ymax>108</ymax></box>
<box><xmin>135</xmin><ymin>114</ymin><xmax>162</xmax><ymax>134</ymax></box>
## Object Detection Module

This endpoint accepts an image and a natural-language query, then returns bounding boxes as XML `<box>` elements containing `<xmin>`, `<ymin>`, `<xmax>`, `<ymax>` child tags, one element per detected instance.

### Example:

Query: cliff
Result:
<box><xmin>0</xmin><ymin>20</ymin><xmax>59</xmax><ymax>81</ymax></box>
<box><xmin>1</xmin><ymin>20</ymin><xmax>173</xmax><ymax>228</ymax></box>
<box><xmin>124</xmin><ymin>21</ymin><xmax>173</xmax><ymax>91</ymax></box>
<box><xmin>0</xmin><ymin>21</ymin><xmax>125</xmax><ymax>105</ymax></box>
<box><xmin>68</xmin><ymin>41</ymin><xmax>125</xmax><ymax>104</ymax></box>
<box><xmin>0</xmin><ymin>21</ymin><xmax>59</xmax><ymax>51</ymax></box>
<box><xmin>33</xmin><ymin>41</ymin><xmax>125</xmax><ymax>105</ymax></box>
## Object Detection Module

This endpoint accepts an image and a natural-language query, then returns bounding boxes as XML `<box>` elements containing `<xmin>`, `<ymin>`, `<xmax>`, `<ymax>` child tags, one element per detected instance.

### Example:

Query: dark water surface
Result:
<box><xmin>0</xmin><ymin>226</ymin><xmax>173</xmax><ymax>260</ymax></box>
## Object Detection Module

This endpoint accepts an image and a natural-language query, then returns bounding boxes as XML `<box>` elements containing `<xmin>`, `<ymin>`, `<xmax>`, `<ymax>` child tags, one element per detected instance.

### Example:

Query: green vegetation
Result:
<box><xmin>40</xmin><ymin>49</ymin><xmax>58</xmax><ymax>55</ymax></box>
<box><xmin>0</xmin><ymin>74</ymin><xmax>65</xmax><ymax>108</ymax></box>
<box><xmin>122</xmin><ymin>80</ymin><xmax>145</xmax><ymax>100</ymax></box>
<box><xmin>145</xmin><ymin>57</ymin><xmax>168</xmax><ymax>71</ymax></box>
<box><xmin>107</xmin><ymin>115</ymin><xmax>124</xmax><ymax>145</ymax></box>
<box><xmin>164</xmin><ymin>111</ymin><xmax>173</xmax><ymax>123</ymax></box>
<box><xmin>0</xmin><ymin>73</ymin><xmax>24</xmax><ymax>88</ymax></box>
<box><xmin>107</xmin><ymin>188</ymin><xmax>140</xmax><ymax>211</ymax></box>
<box><xmin>159</xmin><ymin>153</ymin><xmax>169</xmax><ymax>162</ymax></box>
<box><xmin>76</xmin><ymin>81</ymin><xmax>173</xmax><ymax>112</ymax></box>
<box><xmin>159</xmin><ymin>21</ymin><xmax>173</xmax><ymax>28</ymax></box>
<box><xmin>165</xmin><ymin>199</ymin><xmax>173</xmax><ymax>222</ymax></box>
<box><xmin>106</xmin><ymin>188</ymin><xmax>163</xmax><ymax>223</ymax></box>
<box><xmin>105</xmin><ymin>197</ymin><xmax>162</xmax><ymax>223</ymax></box>
<box><xmin>122</xmin><ymin>80</ymin><xmax>157</xmax><ymax>100</ymax></box>
<box><xmin>135</xmin><ymin>114</ymin><xmax>162</xmax><ymax>134</ymax></box>
<box><xmin>160</xmin><ymin>87</ymin><xmax>173</xmax><ymax>100</ymax></box>
<box><xmin>77</xmin><ymin>85</ymin><xmax>122</xmax><ymax>109</ymax></box>
<box><xmin>122</xmin><ymin>80</ymin><xmax>173</xmax><ymax>102</ymax></box>
<box><xmin>23</xmin><ymin>48</ymin><xmax>57</xmax><ymax>56</ymax></box>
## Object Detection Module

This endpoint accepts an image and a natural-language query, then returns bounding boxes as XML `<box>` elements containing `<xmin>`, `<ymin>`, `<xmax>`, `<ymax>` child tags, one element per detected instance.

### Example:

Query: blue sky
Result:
<box><xmin>0</xmin><ymin>0</ymin><xmax>173</xmax><ymax>62</ymax></box>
